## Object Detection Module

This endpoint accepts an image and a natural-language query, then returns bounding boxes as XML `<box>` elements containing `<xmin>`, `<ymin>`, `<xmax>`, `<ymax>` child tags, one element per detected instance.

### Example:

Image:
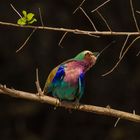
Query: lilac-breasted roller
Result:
<box><xmin>43</xmin><ymin>50</ymin><xmax>98</xmax><ymax>102</ymax></box>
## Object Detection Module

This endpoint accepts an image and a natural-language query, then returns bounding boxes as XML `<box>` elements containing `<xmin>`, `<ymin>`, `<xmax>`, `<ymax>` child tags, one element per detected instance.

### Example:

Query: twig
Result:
<box><xmin>136</xmin><ymin>11</ymin><xmax>140</xmax><ymax>14</ymax></box>
<box><xmin>97</xmin><ymin>40</ymin><xmax>115</xmax><ymax>58</ymax></box>
<box><xmin>96</xmin><ymin>10</ymin><xmax>112</xmax><ymax>32</ymax></box>
<box><xmin>35</xmin><ymin>68</ymin><xmax>43</xmax><ymax>96</ymax></box>
<box><xmin>58</xmin><ymin>32</ymin><xmax>68</xmax><ymax>47</ymax></box>
<box><xmin>130</xmin><ymin>0</ymin><xmax>140</xmax><ymax>32</ymax></box>
<box><xmin>114</xmin><ymin>117</ymin><xmax>121</xmax><ymax>127</ymax></box>
<box><xmin>73</xmin><ymin>0</ymin><xmax>86</xmax><ymax>14</ymax></box>
<box><xmin>91</xmin><ymin>0</ymin><xmax>111</xmax><ymax>13</ymax></box>
<box><xmin>136</xmin><ymin>50</ymin><xmax>140</xmax><ymax>56</ymax></box>
<box><xmin>102</xmin><ymin>36</ymin><xmax>140</xmax><ymax>76</ymax></box>
<box><xmin>119</xmin><ymin>35</ymin><xmax>130</xmax><ymax>59</ymax></box>
<box><xmin>10</xmin><ymin>4</ymin><xmax>22</xmax><ymax>18</ymax></box>
<box><xmin>16</xmin><ymin>28</ymin><xmax>37</xmax><ymax>53</ymax></box>
<box><xmin>79</xmin><ymin>7</ymin><xmax>98</xmax><ymax>31</ymax></box>
<box><xmin>38</xmin><ymin>8</ymin><xmax>44</xmax><ymax>26</ymax></box>
<box><xmin>0</xmin><ymin>84</ymin><xmax>140</xmax><ymax>123</ymax></box>
<box><xmin>1</xmin><ymin>21</ymin><xmax>140</xmax><ymax>36</ymax></box>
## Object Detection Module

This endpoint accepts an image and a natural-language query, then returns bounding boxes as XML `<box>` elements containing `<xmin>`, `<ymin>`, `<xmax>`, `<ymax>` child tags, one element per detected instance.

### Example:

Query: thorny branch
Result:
<box><xmin>102</xmin><ymin>36</ymin><xmax>140</xmax><ymax>76</ymax></box>
<box><xmin>0</xmin><ymin>84</ymin><xmax>140</xmax><ymax>123</ymax></box>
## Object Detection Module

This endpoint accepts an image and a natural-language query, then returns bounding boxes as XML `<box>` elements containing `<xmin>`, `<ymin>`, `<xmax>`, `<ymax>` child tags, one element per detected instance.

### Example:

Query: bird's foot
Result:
<box><xmin>73</xmin><ymin>99</ymin><xmax>80</xmax><ymax>110</ymax></box>
<box><xmin>54</xmin><ymin>98</ymin><xmax>61</xmax><ymax>110</ymax></box>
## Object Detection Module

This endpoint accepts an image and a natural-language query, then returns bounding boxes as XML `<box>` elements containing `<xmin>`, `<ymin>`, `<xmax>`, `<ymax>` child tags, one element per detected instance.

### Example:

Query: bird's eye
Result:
<box><xmin>85</xmin><ymin>52</ymin><xmax>92</xmax><ymax>57</ymax></box>
<box><xmin>84</xmin><ymin>52</ymin><xmax>92</xmax><ymax>59</ymax></box>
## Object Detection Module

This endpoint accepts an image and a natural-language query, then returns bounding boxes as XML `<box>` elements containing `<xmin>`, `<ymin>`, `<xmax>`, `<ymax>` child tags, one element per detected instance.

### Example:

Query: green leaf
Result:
<box><xmin>22</xmin><ymin>10</ymin><xmax>27</xmax><ymax>17</ymax></box>
<box><xmin>17</xmin><ymin>17</ymin><xmax>27</xmax><ymax>25</ymax></box>
<box><xmin>27</xmin><ymin>13</ymin><xmax>35</xmax><ymax>21</ymax></box>
<box><xmin>28</xmin><ymin>18</ymin><xmax>37</xmax><ymax>24</ymax></box>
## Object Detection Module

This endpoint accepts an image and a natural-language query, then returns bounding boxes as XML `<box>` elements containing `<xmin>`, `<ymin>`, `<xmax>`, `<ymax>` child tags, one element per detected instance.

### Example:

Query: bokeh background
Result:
<box><xmin>0</xmin><ymin>0</ymin><xmax>140</xmax><ymax>140</ymax></box>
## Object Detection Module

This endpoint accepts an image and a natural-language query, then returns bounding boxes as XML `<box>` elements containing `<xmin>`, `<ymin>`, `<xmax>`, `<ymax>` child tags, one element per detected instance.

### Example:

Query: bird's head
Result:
<box><xmin>74</xmin><ymin>50</ymin><xmax>99</xmax><ymax>65</ymax></box>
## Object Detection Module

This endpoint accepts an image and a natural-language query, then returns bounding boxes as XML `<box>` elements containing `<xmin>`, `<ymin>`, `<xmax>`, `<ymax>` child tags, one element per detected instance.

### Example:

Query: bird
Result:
<box><xmin>43</xmin><ymin>50</ymin><xmax>99</xmax><ymax>104</ymax></box>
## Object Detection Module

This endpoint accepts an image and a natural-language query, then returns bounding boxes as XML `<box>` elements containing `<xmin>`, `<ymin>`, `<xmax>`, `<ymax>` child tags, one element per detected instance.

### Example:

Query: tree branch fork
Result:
<box><xmin>0</xmin><ymin>84</ymin><xmax>140</xmax><ymax>124</ymax></box>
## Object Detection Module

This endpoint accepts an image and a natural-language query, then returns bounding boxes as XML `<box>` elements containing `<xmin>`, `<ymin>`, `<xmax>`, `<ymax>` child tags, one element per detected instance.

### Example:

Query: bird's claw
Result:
<box><xmin>54</xmin><ymin>98</ymin><xmax>60</xmax><ymax>110</ymax></box>
<box><xmin>73</xmin><ymin>99</ymin><xmax>80</xmax><ymax>109</ymax></box>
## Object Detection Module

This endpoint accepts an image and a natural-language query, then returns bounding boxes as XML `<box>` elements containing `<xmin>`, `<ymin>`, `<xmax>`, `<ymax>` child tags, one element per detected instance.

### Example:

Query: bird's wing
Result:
<box><xmin>76</xmin><ymin>73</ymin><xmax>85</xmax><ymax>100</ymax></box>
<box><xmin>43</xmin><ymin>58</ymin><xmax>78</xmax><ymax>94</ymax></box>
<box><xmin>43</xmin><ymin>65</ymin><xmax>65</xmax><ymax>94</ymax></box>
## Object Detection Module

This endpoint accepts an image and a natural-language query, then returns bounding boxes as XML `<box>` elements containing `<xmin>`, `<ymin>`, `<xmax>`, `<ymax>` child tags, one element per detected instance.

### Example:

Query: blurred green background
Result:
<box><xmin>0</xmin><ymin>0</ymin><xmax>140</xmax><ymax>140</ymax></box>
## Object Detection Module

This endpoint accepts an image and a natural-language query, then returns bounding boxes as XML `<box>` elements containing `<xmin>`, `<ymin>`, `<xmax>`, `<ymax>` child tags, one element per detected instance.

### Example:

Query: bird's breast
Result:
<box><xmin>64</xmin><ymin>65</ymin><xmax>83</xmax><ymax>85</ymax></box>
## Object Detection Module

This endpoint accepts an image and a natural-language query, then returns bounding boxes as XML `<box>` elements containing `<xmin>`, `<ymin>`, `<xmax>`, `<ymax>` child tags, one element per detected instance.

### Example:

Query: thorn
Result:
<box><xmin>58</xmin><ymin>32</ymin><xmax>68</xmax><ymax>47</ymax></box>
<box><xmin>10</xmin><ymin>4</ymin><xmax>22</xmax><ymax>18</ymax></box>
<box><xmin>136</xmin><ymin>50</ymin><xmax>140</xmax><ymax>56</ymax></box>
<box><xmin>38</xmin><ymin>7</ymin><xmax>44</xmax><ymax>26</ymax></box>
<box><xmin>133</xmin><ymin>110</ymin><xmax>136</xmax><ymax>114</ymax></box>
<box><xmin>106</xmin><ymin>105</ymin><xmax>111</xmax><ymax>109</ymax></box>
<box><xmin>114</xmin><ymin>117</ymin><xmax>121</xmax><ymax>127</ymax></box>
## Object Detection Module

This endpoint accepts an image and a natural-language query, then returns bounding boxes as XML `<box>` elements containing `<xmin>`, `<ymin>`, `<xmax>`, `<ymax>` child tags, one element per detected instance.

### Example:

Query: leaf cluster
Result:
<box><xmin>17</xmin><ymin>10</ymin><xmax>37</xmax><ymax>25</ymax></box>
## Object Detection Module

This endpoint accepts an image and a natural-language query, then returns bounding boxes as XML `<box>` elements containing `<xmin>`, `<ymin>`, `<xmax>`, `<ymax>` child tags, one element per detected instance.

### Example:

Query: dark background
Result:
<box><xmin>0</xmin><ymin>0</ymin><xmax>140</xmax><ymax>140</ymax></box>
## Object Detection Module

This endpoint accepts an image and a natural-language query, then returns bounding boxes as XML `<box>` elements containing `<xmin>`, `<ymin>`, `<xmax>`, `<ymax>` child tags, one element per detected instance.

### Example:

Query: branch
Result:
<box><xmin>16</xmin><ymin>28</ymin><xmax>37</xmax><ymax>53</ymax></box>
<box><xmin>79</xmin><ymin>7</ymin><xmax>98</xmax><ymax>31</ymax></box>
<box><xmin>91</xmin><ymin>0</ymin><xmax>111</xmax><ymax>13</ymax></box>
<box><xmin>96</xmin><ymin>10</ymin><xmax>112</xmax><ymax>32</ymax></box>
<box><xmin>1</xmin><ymin>21</ymin><xmax>140</xmax><ymax>36</ymax></box>
<box><xmin>102</xmin><ymin>35</ymin><xmax>140</xmax><ymax>76</ymax></box>
<box><xmin>0</xmin><ymin>84</ymin><xmax>140</xmax><ymax>123</ymax></box>
<box><xmin>73</xmin><ymin>0</ymin><xmax>86</xmax><ymax>14</ymax></box>
<box><xmin>130</xmin><ymin>0</ymin><xmax>140</xmax><ymax>31</ymax></box>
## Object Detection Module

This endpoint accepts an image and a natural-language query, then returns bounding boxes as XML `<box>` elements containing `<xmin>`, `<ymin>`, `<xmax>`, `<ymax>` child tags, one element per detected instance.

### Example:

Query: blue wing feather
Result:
<box><xmin>52</xmin><ymin>65</ymin><xmax>65</xmax><ymax>83</ymax></box>
<box><xmin>43</xmin><ymin>65</ymin><xmax>65</xmax><ymax>94</ymax></box>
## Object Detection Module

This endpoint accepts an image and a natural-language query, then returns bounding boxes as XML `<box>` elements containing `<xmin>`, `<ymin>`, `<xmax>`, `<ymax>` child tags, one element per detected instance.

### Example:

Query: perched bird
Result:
<box><xmin>43</xmin><ymin>50</ymin><xmax>99</xmax><ymax>103</ymax></box>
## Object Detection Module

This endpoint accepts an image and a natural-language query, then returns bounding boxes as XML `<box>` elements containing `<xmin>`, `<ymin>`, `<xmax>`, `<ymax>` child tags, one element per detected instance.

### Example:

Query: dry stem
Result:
<box><xmin>1</xmin><ymin>21</ymin><xmax>140</xmax><ymax>36</ymax></box>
